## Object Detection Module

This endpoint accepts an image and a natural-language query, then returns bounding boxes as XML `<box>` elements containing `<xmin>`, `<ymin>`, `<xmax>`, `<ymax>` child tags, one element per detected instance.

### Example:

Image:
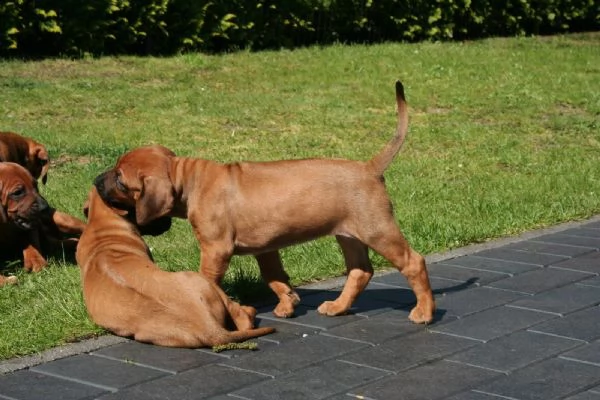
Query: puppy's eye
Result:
<box><xmin>38</xmin><ymin>158</ymin><xmax>48</xmax><ymax>165</ymax></box>
<box><xmin>116</xmin><ymin>174</ymin><xmax>127</xmax><ymax>191</ymax></box>
<box><xmin>10</xmin><ymin>187</ymin><xmax>25</xmax><ymax>200</ymax></box>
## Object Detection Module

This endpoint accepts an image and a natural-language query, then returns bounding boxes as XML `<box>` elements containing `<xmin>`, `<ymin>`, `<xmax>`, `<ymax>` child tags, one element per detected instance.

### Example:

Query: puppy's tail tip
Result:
<box><xmin>369</xmin><ymin>80</ymin><xmax>409</xmax><ymax>175</ymax></box>
<box><xmin>395</xmin><ymin>80</ymin><xmax>405</xmax><ymax>102</ymax></box>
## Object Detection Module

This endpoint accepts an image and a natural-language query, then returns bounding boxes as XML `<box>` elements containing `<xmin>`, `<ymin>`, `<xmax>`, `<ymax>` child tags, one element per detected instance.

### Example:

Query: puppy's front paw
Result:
<box><xmin>273</xmin><ymin>302</ymin><xmax>295</xmax><ymax>318</ymax></box>
<box><xmin>272</xmin><ymin>291</ymin><xmax>300</xmax><ymax>318</ymax></box>
<box><xmin>23</xmin><ymin>254</ymin><xmax>47</xmax><ymax>273</ymax></box>
<box><xmin>408</xmin><ymin>304</ymin><xmax>434</xmax><ymax>324</ymax></box>
<box><xmin>317</xmin><ymin>301</ymin><xmax>348</xmax><ymax>317</ymax></box>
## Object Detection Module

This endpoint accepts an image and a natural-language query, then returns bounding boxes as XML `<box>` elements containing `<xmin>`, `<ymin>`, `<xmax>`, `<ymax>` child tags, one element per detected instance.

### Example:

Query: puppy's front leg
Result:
<box><xmin>22</xmin><ymin>230</ymin><xmax>47</xmax><ymax>272</ymax></box>
<box><xmin>256</xmin><ymin>251</ymin><xmax>300</xmax><ymax>318</ymax></box>
<box><xmin>199</xmin><ymin>242</ymin><xmax>232</xmax><ymax>284</ymax></box>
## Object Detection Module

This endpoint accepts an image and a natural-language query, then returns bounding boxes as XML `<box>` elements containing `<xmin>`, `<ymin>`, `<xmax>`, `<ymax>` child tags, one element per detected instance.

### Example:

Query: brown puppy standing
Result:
<box><xmin>95</xmin><ymin>81</ymin><xmax>435</xmax><ymax>323</ymax></box>
<box><xmin>76</xmin><ymin>186</ymin><xmax>274</xmax><ymax>347</ymax></box>
<box><xmin>0</xmin><ymin>132</ymin><xmax>50</xmax><ymax>184</ymax></box>
<box><xmin>0</xmin><ymin>163</ymin><xmax>84</xmax><ymax>285</ymax></box>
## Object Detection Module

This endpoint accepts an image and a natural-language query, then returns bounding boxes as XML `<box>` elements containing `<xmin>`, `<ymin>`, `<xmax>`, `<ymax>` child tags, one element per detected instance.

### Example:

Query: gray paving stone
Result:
<box><xmin>357</xmin><ymin>281</ymin><xmax>418</xmax><ymax>304</ymax></box>
<box><xmin>486</xmin><ymin>267</ymin><xmax>592</xmax><ymax>294</ymax></box>
<box><xmin>564</xmin><ymin>392</ymin><xmax>600</xmax><ymax>400</ymax></box>
<box><xmin>340</xmin><ymin>331</ymin><xmax>478</xmax><ymax>372</ymax></box>
<box><xmin>426</xmin><ymin>262</ymin><xmax>508</xmax><ymax>286</ymax></box>
<box><xmin>258</xmin><ymin>305</ymin><xmax>365</xmax><ymax>331</ymax></box>
<box><xmin>435</xmin><ymin>286</ymin><xmax>526</xmax><ymax>318</ymax></box>
<box><xmin>504</xmin><ymin>240</ymin><xmax>597</xmax><ymax>257</ymax></box>
<box><xmin>528</xmin><ymin>306</ymin><xmax>600</xmax><ymax>341</ymax></box>
<box><xmin>443</xmin><ymin>255</ymin><xmax>541</xmax><ymax>275</ymax></box>
<box><xmin>508</xmin><ymin>284</ymin><xmax>600</xmax><ymax>316</ymax></box>
<box><xmin>534</xmin><ymin>233</ymin><xmax>600</xmax><ymax>250</ymax></box>
<box><xmin>97</xmin><ymin>364</ymin><xmax>268</xmax><ymax>399</ymax></box>
<box><xmin>372</xmin><ymin>273</ymin><xmax>474</xmax><ymax>296</ymax></box>
<box><xmin>561</xmin><ymin>228</ymin><xmax>600</xmax><ymax>238</ymax></box>
<box><xmin>349</xmin><ymin>360</ymin><xmax>499</xmax><ymax>400</ymax></box>
<box><xmin>445</xmin><ymin>391</ymin><xmax>508</xmax><ymax>400</ymax></box>
<box><xmin>560</xmin><ymin>340</ymin><xmax>600</xmax><ymax>366</ymax></box>
<box><xmin>431</xmin><ymin>305</ymin><xmax>556</xmax><ymax>342</ymax></box>
<box><xmin>322</xmin><ymin>308</ymin><xmax>424</xmax><ymax>345</ymax></box>
<box><xmin>93</xmin><ymin>341</ymin><xmax>227</xmax><ymax>373</ymax></box>
<box><xmin>471</xmin><ymin>248</ymin><xmax>568</xmax><ymax>266</ymax></box>
<box><xmin>584</xmin><ymin>221</ymin><xmax>600</xmax><ymax>229</ymax></box>
<box><xmin>248</xmin><ymin>317</ymin><xmax>322</xmax><ymax>345</ymax></box>
<box><xmin>447</xmin><ymin>330</ymin><xmax>581</xmax><ymax>373</ymax></box>
<box><xmin>299</xmin><ymin>288</ymin><xmax>400</xmax><ymax>317</ymax></box>
<box><xmin>30</xmin><ymin>354</ymin><xmax>169</xmax><ymax>391</ymax></box>
<box><xmin>233</xmin><ymin>360</ymin><xmax>389</xmax><ymax>400</ymax></box>
<box><xmin>0</xmin><ymin>369</ymin><xmax>108</xmax><ymax>400</ymax></box>
<box><xmin>578</xmin><ymin>276</ymin><xmax>600</xmax><ymax>288</ymax></box>
<box><xmin>551</xmin><ymin>251</ymin><xmax>600</xmax><ymax>274</ymax></box>
<box><xmin>474</xmin><ymin>358</ymin><xmax>600</xmax><ymax>400</ymax></box>
<box><xmin>223</xmin><ymin>334</ymin><xmax>367</xmax><ymax>377</ymax></box>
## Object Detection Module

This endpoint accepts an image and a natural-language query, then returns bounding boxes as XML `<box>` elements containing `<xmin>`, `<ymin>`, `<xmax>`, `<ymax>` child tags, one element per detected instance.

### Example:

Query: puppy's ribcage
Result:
<box><xmin>216</xmin><ymin>159</ymin><xmax>396</xmax><ymax>254</ymax></box>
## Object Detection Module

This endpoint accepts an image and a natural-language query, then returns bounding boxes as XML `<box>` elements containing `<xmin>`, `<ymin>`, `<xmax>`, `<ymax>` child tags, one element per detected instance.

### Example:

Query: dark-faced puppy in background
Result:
<box><xmin>0</xmin><ymin>132</ymin><xmax>50</xmax><ymax>184</ymax></box>
<box><xmin>0</xmin><ymin>163</ymin><xmax>85</xmax><ymax>286</ymax></box>
<box><xmin>95</xmin><ymin>81</ymin><xmax>435</xmax><ymax>324</ymax></box>
<box><xmin>76</xmin><ymin>187</ymin><xmax>274</xmax><ymax>347</ymax></box>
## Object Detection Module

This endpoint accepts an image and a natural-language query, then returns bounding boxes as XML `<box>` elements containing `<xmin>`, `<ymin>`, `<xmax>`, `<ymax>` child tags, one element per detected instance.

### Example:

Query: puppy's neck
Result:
<box><xmin>169</xmin><ymin>157</ymin><xmax>213</xmax><ymax>217</ymax></box>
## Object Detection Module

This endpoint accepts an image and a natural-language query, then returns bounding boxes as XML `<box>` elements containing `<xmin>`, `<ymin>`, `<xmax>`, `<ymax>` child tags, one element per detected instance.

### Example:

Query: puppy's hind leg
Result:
<box><xmin>366</xmin><ymin>225</ymin><xmax>435</xmax><ymax>324</ymax></box>
<box><xmin>317</xmin><ymin>236</ymin><xmax>373</xmax><ymax>316</ymax></box>
<box><xmin>256</xmin><ymin>251</ymin><xmax>300</xmax><ymax>318</ymax></box>
<box><xmin>210</xmin><ymin>281</ymin><xmax>256</xmax><ymax>331</ymax></box>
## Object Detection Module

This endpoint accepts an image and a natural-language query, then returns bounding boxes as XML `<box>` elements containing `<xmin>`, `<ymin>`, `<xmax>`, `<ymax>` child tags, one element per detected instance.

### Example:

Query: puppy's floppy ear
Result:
<box><xmin>0</xmin><ymin>182</ymin><xmax>6</xmax><ymax>224</ymax></box>
<box><xmin>136</xmin><ymin>175</ymin><xmax>175</xmax><ymax>226</ymax></box>
<box><xmin>82</xmin><ymin>199</ymin><xmax>89</xmax><ymax>219</ymax></box>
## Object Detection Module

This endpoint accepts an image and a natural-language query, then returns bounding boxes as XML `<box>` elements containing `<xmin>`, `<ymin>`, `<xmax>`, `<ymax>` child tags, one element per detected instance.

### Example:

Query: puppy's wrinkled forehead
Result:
<box><xmin>0</xmin><ymin>163</ymin><xmax>36</xmax><ymax>189</ymax></box>
<box><xmin>115</xmin><ymin>145</ymin><xmax>176</xmax><ymax>179</ymax></box>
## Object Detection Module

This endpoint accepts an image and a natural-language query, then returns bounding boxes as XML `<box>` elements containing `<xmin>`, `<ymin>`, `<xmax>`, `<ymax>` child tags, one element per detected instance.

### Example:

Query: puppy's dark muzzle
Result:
<box><xmin>94</xmin><ymin>170</ymin><xmax>127</xmax><ymax>209</ymax></box>
<box><xmin>93</xmin><ymin>171</ymin><xmax>109</xmax><ymax>196</ymax></box>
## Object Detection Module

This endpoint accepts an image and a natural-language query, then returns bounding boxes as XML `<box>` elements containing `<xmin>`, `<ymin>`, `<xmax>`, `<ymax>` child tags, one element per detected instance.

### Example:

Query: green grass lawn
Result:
<box><xmin>0</xmin><ymin>32</ymin><xmax>599</xmax><ymax>360</ymax></box>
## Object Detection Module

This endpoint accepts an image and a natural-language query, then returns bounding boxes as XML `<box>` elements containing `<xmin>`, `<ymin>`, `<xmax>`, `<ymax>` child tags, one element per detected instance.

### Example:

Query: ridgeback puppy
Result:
<box><xmin>0</xmin><ymin>132</ymin><xmax>50</xmax><ymax>184</ymax></box>
<box><xmin>94</xmin><ymin>81</ymin><xmax>435</xmax><ymax>323</ymax></box>
<box><xmin>0</xmin><ymin>162</ymin><xmax>85</xmax><ymax>286</ymax></box>
<box><xmin>76</xmin><ymin>186</ymin><xmax>275</xmax><ymax>347</ymax></box>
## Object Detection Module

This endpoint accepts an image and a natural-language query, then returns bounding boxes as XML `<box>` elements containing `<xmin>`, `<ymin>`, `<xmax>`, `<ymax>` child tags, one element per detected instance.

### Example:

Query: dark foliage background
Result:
<box><xmin>1</xmin><ymin>0</ymin><xmax>598</xmax><ymax>57</ymax></box>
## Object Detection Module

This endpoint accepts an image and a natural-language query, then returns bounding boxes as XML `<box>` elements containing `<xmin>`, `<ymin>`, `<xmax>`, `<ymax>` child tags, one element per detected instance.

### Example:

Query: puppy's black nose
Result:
<box><xmin>94</xmin><ymin>172</ymin><xmax>108</xmax><ymax>193</ymax></box>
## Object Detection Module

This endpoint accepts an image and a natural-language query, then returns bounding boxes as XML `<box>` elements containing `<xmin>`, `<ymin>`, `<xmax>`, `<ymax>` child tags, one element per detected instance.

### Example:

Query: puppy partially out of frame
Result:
<box><xmin>76</xmin><ymin>187</ymin><xmax>274</xmax><ymax>347</ymax></box>
<box><xmin>0</xmin><ymin>132</ymin><xmax>50</xmax><ymax>184</ymax></box>
<box><xmin>0</xmin><ymin>162</ymin><xmax>85</xmax><ymax>285</ymax></box>
<box><xmin>95</xmin><ymin>81</ymin><xmax>435</xmax><ymax>323</ymax></box>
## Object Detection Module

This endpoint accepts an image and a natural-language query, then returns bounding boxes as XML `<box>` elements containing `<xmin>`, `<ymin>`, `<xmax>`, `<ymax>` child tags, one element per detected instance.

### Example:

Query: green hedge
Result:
<box><xmin>1</xmin><ymin>0</ymin><xmax>598</xmax><ymax>57</ymax></box>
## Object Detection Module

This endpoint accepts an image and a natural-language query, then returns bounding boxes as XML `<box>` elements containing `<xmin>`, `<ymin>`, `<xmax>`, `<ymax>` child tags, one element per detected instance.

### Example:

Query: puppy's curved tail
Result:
<box><xmin>222</xmin><ymin>326</ymin><xmax>276</xmax><ymax>344</ymax></box>
<box><xmin>368</xmin><ymin>80</ymin><xmax>409</xmax><ymax>176</ymax></box>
